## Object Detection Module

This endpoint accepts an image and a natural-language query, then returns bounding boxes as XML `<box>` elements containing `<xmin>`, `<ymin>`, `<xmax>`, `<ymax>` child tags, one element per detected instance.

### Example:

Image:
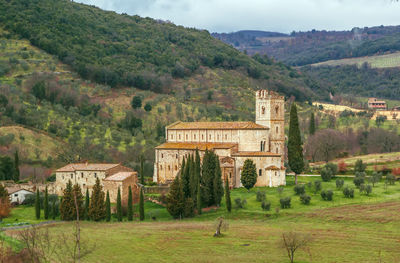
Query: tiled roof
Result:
<box><xmin>167</xmin><ymin>121</ymin><xmax>268</xmax><ymax>130</ymax></box>
<box><xmin>6</xmin><ymin>187</ymin><xmax>34</xmax><ymax>194</ymax></box>
<box><xmin>156</xmin><ymin>142</ymin><xmax>237</xmax><ymax>151</ymax></box>
<box><xmin>56</xmin><ymin>163</ymin><xmax>120</xmax><ymax>172</ymax></box>
<box><xmin>266</xmin><ymin>165</ymin><xmax>281</xmax><ymax>170</ymax></box>
<box><xmin>104</xmin><ymin>172</ymin><xmax>137</xmax><ymax>181</ymax></box>
<box><xmin>231</xmin><ymin>152</ymin><xmax>281</xmax><ymax>157</ymax></box>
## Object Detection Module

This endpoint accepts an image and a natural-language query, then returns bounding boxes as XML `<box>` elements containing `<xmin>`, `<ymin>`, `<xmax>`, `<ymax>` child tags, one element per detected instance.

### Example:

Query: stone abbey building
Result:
<box><xmin>153</xmin><ymin>89</ymin><xmax>286</xmax><ymax>188</ymax></box>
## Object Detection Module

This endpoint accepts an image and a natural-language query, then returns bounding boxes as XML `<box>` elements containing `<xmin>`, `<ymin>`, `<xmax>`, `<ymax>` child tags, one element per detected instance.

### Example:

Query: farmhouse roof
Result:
<box><xmin>56</xmin><ymin>163</ymin><xmax>121</xmax><ymax>172</ymax></box>
<box><xmin>155</xmin><ymin>142</ymin><xmax>237</xmax><ymax>151</ymax></box>
<box><xmin>166</xmin><ymin>121</ymin><xmax>268</xmax><ymax>130</ymax></box>
<box><xmin>231</xmin><ymin>152</ymin><xmax>281</xmax><ymax>157</ymax></box>
<box><xmin>6</xmin><ymin>187</ymin><xmax>34</xmax><ymax>195</ymax></box>
<box><xmin>104</xmin><ymin>172</ymin><xmax>137</xmax><ymax>181</ymax></box>
<box><xmin>265</xmin><ymin>165</ymin><xmax>281</xmax><ymax>170</ymax></box>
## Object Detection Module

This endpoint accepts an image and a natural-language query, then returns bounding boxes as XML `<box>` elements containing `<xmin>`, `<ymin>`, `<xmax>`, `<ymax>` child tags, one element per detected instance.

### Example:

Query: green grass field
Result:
<box><xmin>3</xmin><ymin>176</ymin><xmax>400</xmax><ymax>262</ymax></box>
<box><xmin>311</xmin><ymin>51</ymin><xmax>400</xmax><ymax>68</ymax></box>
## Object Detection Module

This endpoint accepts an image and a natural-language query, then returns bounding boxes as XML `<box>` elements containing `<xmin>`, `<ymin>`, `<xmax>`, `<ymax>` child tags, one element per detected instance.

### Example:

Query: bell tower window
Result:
<box><xmin>275</xmin><ymin>106</ymin><xmax>279</xmax><ymax>115</ymax></box>
<box><xmin>261</xmin><ymin>106</ymin><xmax>265</xmax><ymax>115</ymax></box>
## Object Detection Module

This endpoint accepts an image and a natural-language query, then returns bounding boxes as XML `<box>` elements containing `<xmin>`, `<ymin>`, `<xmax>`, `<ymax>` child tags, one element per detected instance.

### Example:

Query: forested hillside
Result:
<box><xmin>0</xmin><ymin>0</ymin><xmax>320</xmax><ymax>100</ymax></box>
<box><xmin>214</xmin><ymin>26</ymin><xmax>400</xmax><ymax>66</ymax></box>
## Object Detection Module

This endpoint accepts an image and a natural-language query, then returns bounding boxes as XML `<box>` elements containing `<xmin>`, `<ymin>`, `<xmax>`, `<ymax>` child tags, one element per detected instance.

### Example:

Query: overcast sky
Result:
<box><xmin>78</xmin><ymin>0</ymin><xmax>400</xmax><ymax>33</ymax></box>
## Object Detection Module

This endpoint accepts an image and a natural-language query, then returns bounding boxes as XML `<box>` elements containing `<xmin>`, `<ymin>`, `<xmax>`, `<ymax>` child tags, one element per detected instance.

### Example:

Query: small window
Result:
<box><xmin>176</xmin><ymin>154</ymin><xmax>178</xmax><ymax>159</ymax></box>
<box><xmin>259</xmin><ymin>169</ymin><xmax>262</xmax><ymax>177</ymax></box>
<box><xmin>161</xmin><ymin>153</ymin><xmax>164</xmax><ymax>159</ymax></box>
<box><xmin>275</xmin><ymin>106</ymin><xmax>279</xmax><ymax>114</ymax></box>
<box><xmin>229</xmin><ymin>172</ymin><xmax>232</xmax><ymax>179</ymax></box>
<box><xmin>260</xmin><ymin>141</ymin><xmax>263</xmax><ymax>151</ymax></box>
<box><xmin>175</xmin><ymin>165</ymin><xmax>178</xmax><ymax>171</ymax></box>
<box><xmin>209</xmin><ymin>134</ymin><xmax>211</xmax><ymax>140</ymax></box>
<box><xmin>94</xmin><ymin>173</ymin><xmax>97</xmax><ymax>178</ymax></box>
<box><xmin>262</xmin><ymin>106</ymin><xmax>265</xmax><ymax>115</ymax></box>
<box><xmin>14</xmin><ymin>194</ymin><xmax>18</xmax><ymax>197</ymax></box>
<box><xmin>202</xmin><ymin>134</ymin><xmax>204</xmax><ymax>140</ymax></box>
<box><xmin>194</xmin><ymin>134</ymin><xmax>196</xmax><ymax>140</ymax></box>
<box><xmin>276</xmin><ymin>126</ymin><xmax>279</xmax><ymax>134</ymax></box>
<box><xmin>71</xmin><ymin>174</ymin><xmax>73</xmax><ymax>179</ymax></box>
<box><xmin>225</xmin><ymin>134</ymin><xmax>227</xmax><ymax>140</ymax></box>
<box><xmin>81</xmin><ymin>172</ymin><xmax>84</xmax><ymax>178</ymax></box>
<box><xmin>168</xmin><ymin>165</ymin><xmax>171</xmax><ymax>171</ymax></box>
<box><xmin>276</xmin><ymin>147</ymin><xmax>279</xmax><ymax>153</ymax></box>
<box><xmin>171</xmin><ymin>134</ymin><xmax>173</xmax><ymax>139</ymax></box>
<box><xmin>186</xmin><ymin>134</ymin><xmax>188</xmax><ymax>140</ymax></box>
<box><xmin>275</xmin><ymin>172</ymin><xmax>278</xmax><ymax>176</ymax></box>
<box><xmin>62</xmin><ymin>175</ymin><xmax>64</xmax><ymax>179</ymax></box>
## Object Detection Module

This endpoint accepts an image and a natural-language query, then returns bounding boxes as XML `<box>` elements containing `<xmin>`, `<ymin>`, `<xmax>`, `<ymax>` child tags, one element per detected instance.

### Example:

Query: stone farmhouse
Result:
<box><xmin>153</xmin><ymin>89</ymin><xmax>286</xmax><ymax>188</ymax></box>
<box><xmin>55</xmin><ymin>162</ymin><xmax>139</xmax><ymax>203</ymax></box>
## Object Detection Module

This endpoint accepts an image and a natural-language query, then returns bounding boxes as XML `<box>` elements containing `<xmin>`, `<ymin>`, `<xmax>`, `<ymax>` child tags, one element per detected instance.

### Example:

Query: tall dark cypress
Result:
<box><xmin>117</xmin><ymin>187</ymin><xmax>122</xmax><ymax>222</ymax></box>
<box><xmin>225</xmin><ymin>178</ymin><xmax>231</xmax><ymax>212</ymax></box>
<box><xmin>139</xmin><ymin>187</ymin><xmax>144</xmax><ymax>221</ymax></box>
<box><xmin>201</xmin><ymin>150</ymin><xmax>216</xmax><ymax>206</ymax></box>
<box><xmin>309</xmin><ymin>112</ymin><xmax>316</xmax><ymax>135</ymax></box>
<box><xmin>52</xmin><ymin>199</ymin><xmax>57</xmax><ymax>220</ymax></box>
<box><xmin>84</xmin><ymin>188</ymin><xmax>90</xmax><ymax>220</ymax></box>
<box><xmin>189</xmin><ymin>154</ymin><xmax>197</xmax><ymax>200</ymax></box>
<box><xmin>213</xmin><ymin>156</ymin><xmax>224</xmax><ymax>206</ymax></box>
<box><xmin>14</xmin><ymin>150</ymin><xmax>20</xmax><ymax>182</ymax></box>
<box><xmin>128</xmin><ymin>186</ymin><xmax>133</xmax><ymax>221</ymax></box>
<box><xmin>288</xmin><ymin>103</ymin><xmax>304</xmax><ymax>185</ymax></box>
<box><xmin>89</xmin><ymin>178</ymin><xmax>106</xmax><ymax>221</ymax></box>
<box><xmin>182</xmin><ymin>155</ymin><xmax>191</xmax><ymax>198</ymax></box>
<box><xmin>196</xmin><ymin>178</ymin><xmax>202</xmax><ymax>215</ymax></box>
<box><xmin>35</xmin><ymin>189</ymin><xmax>40</xmax><ymax>219</ymax></box>
<box><xmin>105</xmin><ymin>191</ymin><xmax>111</xmax><ymax>222</ymax></box>
<box><xmin>44</xmin><ymin>186</ymin><xmax>49</xmax><ymax>220</ymax></box>
<box><xmin>166</xmin><ymin>175</ymin><xmax>185</xmax><ymax>219</ymax></box>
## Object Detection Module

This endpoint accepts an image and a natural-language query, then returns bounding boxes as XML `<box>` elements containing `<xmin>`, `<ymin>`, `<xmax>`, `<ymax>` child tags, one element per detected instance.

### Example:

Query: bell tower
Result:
<box><xmin>255</xmin><ymin>90</ymin><xmax>285</xmax><ymax>157</ymax></box>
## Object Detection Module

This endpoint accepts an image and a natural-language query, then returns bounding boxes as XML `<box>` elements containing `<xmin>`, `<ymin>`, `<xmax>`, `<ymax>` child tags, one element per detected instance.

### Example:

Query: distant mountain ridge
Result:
<box><xmin>214</xmin><ymin>26</ymin><xmax>400</xmax><ymax>66</ymax></box>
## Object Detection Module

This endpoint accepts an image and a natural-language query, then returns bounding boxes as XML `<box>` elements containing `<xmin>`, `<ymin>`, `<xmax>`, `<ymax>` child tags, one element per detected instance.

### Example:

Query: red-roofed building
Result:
<box><xmin>368</xmin><ymin>98</ymin><xmax>387</xmax><ymax>110</ymax></box>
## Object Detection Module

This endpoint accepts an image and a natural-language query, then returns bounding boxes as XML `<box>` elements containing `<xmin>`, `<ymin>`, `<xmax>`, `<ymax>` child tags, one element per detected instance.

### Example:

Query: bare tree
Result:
<box><xmin>213</xmin><ymin>217</ymin><xmax>229</xmax><ymax>237</ymax></box>
<box><xmin>18</xmin><ymin>226</ymin><xmax>57</xmax><ymax>263</ymax></box>
<box><xmin>281</xmin><ymin>231</ymin><xmax>311</xmax><ymax>263</ymax></box>
<box><xmin>305</xmin><ymin>129</ymin><xmax>345</xmax><ymax>162</ymax></box>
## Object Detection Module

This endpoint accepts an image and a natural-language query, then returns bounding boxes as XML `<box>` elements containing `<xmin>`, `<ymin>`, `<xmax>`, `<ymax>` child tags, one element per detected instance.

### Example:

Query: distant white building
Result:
<box><xmin>7</xmin><ymin>188</ymin><xmax>34</xmax><ymax>204</ymax></box>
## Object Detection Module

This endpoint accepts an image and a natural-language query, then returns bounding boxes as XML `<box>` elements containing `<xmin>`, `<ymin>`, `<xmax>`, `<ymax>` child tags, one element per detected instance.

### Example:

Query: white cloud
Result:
<box><xmin>78</xmin><ymin>0</ymin><xmax>400</xmax><ymax>33</ymax></box>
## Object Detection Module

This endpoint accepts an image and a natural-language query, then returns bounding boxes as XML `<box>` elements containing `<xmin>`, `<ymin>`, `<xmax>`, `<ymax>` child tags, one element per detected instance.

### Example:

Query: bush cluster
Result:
<box><xmin>343</xmin><ymin>187</ymin><xmax>354</xmax><ymax>198</ymax></box>
<box><xmin>321</xmin><ymin>189</ymin><xmax>333</xmax><ymax>201</ymax></box>
<box><xmin>234</xmin><ymin>198</ymin><xmax>247</xmax><ymax>209</ymax></box>
<box><xmin>256</xmin><ymin>191</ymin><xmax>266</xmax><ymax>202</ymax></box>
<box><xmin>280</xmin><ymin>197</ymin><xmax>291</xmax><ymax>209</ymax></box>
<box><xmin>335</xmin><ymin>179</ymin><xmax>344</xmax><ymax>189</ymax></box>
<box><xmin>299</xmin><ymin>194</ymin><xmax>311</xmax><ymax>205</ymax></box>
<box><xmin>261</xmin><ymin>201</ymin><xmax>271</xmax><ymax>211</ymax></box>
<box><xmin>293</xmin><ymin>184</ymin><xmax>305</xmax><ymax>195</ymax></box>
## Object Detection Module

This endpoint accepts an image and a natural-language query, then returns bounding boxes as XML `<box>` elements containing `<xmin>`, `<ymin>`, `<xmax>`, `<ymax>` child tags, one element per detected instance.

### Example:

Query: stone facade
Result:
<box><xmin>153</xmin><ymin>89</ymin><xmax>286</xmax><ymax>188</ymax></box>
<box><xmin>103</xmin><ymin>172</ymin><xmax>140</xmax><ymax>204</ymax></box>
<box><xmin>55</xmin><ymin>163</ymin><xmax>137</xmax><ymax>203</ymax></box>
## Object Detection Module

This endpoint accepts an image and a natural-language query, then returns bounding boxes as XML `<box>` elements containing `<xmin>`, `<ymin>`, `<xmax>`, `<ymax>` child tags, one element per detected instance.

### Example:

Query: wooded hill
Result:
<box><xmin>214</xmin><ymin>26</ymin><xmax>400</xmax><ymax>66</ymax></box>
<box><xmin>0</xmin><ymin>0</ymin><xmax>321</xmax><ymax>101</ymax></box>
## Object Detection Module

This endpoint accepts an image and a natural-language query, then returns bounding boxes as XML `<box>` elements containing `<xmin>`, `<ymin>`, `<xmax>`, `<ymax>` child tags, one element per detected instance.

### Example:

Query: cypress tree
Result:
<box><xmin>116</xmin><ymin>187</ymin><xmax>122</xmax><ymax>221</ymax></box>
<box><xmin>72</xmin><ymin>184</ymin><xmax>84</xmax><ymax>219</ymax></box>
<box><xmin>166</xmin><ymin>174</ymin><xmax>185</xmax><ymax>219</ymax></box>
<box><xmin>44</xmin><ymin>186</ymin><xmax>49</xmax><ymax>220</ymax></box>
<box><xmin>139</xmin><ymin>187</ymin><xmax>144</xmax><ymax>221</ymax></box>
<box><xmin>52</xmin><ymin>199</ymin><xmax>57</xmax><ymax>220</ymax></box>
<box><xmin>14</xmin><ymin>150</ymin><xmax>20</xmax><ymax>182</ymax></box>
<box><xmin>140</xmin><ymin>154</ymin><xmax>145</xmax><ymax>185</ymax></box>
<box><xmin>35</xmin><ymin>189</ymin><xmax>40</xmax><ymax>219</ymax></box>
<box><xmin>309</xmin><ymin>112</ymin><xmax>316</xmax><ymax>135</ymax></box>
<box><xmin>60</xmin><ymin>180</ymin><xmax>74</xmax><ymax>220</ymax></box>
<box><xmin>241</xmin><ymin>159</ymin><xmax>257</xmax><ymax>191</ymax></box>
<box><xmin>196</xmin><ymin>178</ymin><xmax>202</xmax><ymax>215</ymax></box>
<box><xmin>84</xmin><ymin>188</ymin><xmax>90</xmax><ymax>220</ymax></box>
<box><xmin>128</xmin><ymin>186</ymin><xmax>133</xmax><ymax>221</ymax></box>
<box><xmin>182</xmin><ymin>155</ymin><xmax>191</xmax><ymax>198</ymax></box>
<box><xmin>213</xmin><ymin>156</ymin><xmax>224</xmax><ymax>206</ymax></box>
<box><xmin>288</xmin><ymin>103</ymin><xmax>304</xmax><ymax>185</ymax></box>
<box><xmin>225</xmin><ymin>178</ymin><xmax>231</xmax><ymax>212</ymax></box>
<box><xmin>189</xmin><ymin>154</ymin><xmax>197</xmax><ymax>200</ymax></box>
<box><xmin>89</xmin><ymin>178</ymin><xmax>106</xmax><ymax>221</ymax></box>
<box><xmin>201</xmin><ymin>150</ymin><xmax>216</xmax><ymax>206</ymax></box>
<box><xmin>106</xmin><ymin>191</ymin><xmax>111</xmax><ymax>222</ymax></box>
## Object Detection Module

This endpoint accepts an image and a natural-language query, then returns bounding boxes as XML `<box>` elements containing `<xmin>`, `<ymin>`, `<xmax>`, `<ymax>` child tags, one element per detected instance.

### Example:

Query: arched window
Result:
<box><xmin>161</xmin><ymin>153</ymin><xmax>164</xmax><ymax>159</ymax></box>
<box><xmin>194</xmin><ymin>134</ymin><xmax>196</xmax><ymax>140</ymax></box>
<box><xmin>168</xmin><ymin>165</ymin><xmax>171</xmax><ymax>171</ymax></box>
<box><xmin>275</xmin><ymin>106</ymin><xmax>279</xmax><ymax>115</ymax></box>
<box><xmin>186</xmin><ymin>134</ymin><xmax>188</xmax><ymax>140</ymax></box>
<box><xmin>276</xmin><ymin>126</ymin><xmax>279</xmax><ymax>134</ymax></box>
<box><xmin>202</xmin><ymin>134</ymin><xmax>204</xmax><ymax>140</ymax></box>
<box><xmin>179</xmin><ymin>134</ymin><xmax>181</xmax><ymax>140</ymax></box>
<box><xmin>225</xmin><ymin>134</ymin><xmax>228</xmax><ymax>140</ymax></box>
<box><xmin>276</xmin><ymin>147</ymin><xmax>279</xmax><ymax>153</ymax></box>
<box><xmin>259</xmin><ymin>169</ymin><xmax>262</xmax><ymax>176</ymax></box>
<box><xmin>262</xmin><ymin>106</ymin><xmax>265</xmax><ymax>115</ymax></box>
<box><xmin>260</xmin><ymin>141</ymin><xmax>263</xmax><ymax>151</ymax></box>
<box><xmin>209</xmin><ymin>134</ymin><xmax>212</xmax><ymax>140</ymax></box>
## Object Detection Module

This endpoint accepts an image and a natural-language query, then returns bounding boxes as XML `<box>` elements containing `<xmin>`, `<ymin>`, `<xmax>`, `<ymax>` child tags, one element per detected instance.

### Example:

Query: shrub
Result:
<box><xmin>306</xmin><ymin>182</ymin><xmax>313</xmax><ymax>191</ymax></box>
<box><xmin>325</xmin><ymin>163</ymin><xmax>338</xmax><ymax>176</ymax></box>
<box><xmin>354</xmin><ymin>159</ymin><xmax>366</xmax><ymax>173</ymax></box>
<box><xmin>280</xmin><ymin>197</ymin><xmax>291</xmax><ymax>209</ymax></box>
<box><xmin>314</xmin><ymin>180</ymin><xmax>322</xmax><ymax>193</ymax></box>
<box><xmin>261</xmin><ymin>201</ymin><xmax>271</xmax><ymax>211</ymax></box>
<box><xmin>234</xmin><ymin>198</ymin><xmax>247</xmax><ymax>209</ymax></box>
<box><xmin>256</xmin><ymin>191</ymin><xmax>266</xmax><ymax>202</ymax></box>
<box><xmin>353</xmin><ymin>172</ymin><xmax>365</xmax><ymax>188</ymax></box>
<box><xmin>338</xmin><ymin>161</ymin><xmax>347</xmax><ymax>173</ymax></box>
<box><xmin>293</xmin><ymin>184</ymin><xmax>305</xmax><ymax>195</ymax></box>
<box><xmin>343</xmin><ymin>187</ymin><xmax>354</xmax><ymax>198</ymax></box>
<box><xmin>365</xmin><ymin>185</ymin><xmax>372</xmax><ymax>196</ymax></box>
<box><xmin>299</xmin><ymin>194</ymin><xmax>311</xmax><ymax>205</ymax></box>
<box><xmin>336</xmin><ymin>179</ymin><xmax>344</xmax><ymax>189</ymax></box>
<box><xmin>368</xmin><ymin>172</ymin><xmax>381</xmax><ymax>187</ymax></box>
<box><xmin>321</xmin><ymin>189</ymin><xmax>333</xmax><ymax>201</ymax></box>
<box><xmin>359</xmin><ymin>184</ymin><xmax>366</xmax><ymax>194</ymax></box>
<box><xmin>386</xmin><ymin>174</ymin><xmax>395</xmax><ymax>185</ymax></box>
<box><xmin>320</xmin><ymin>167</ymin><xmax>333</xmax><ymax>182</ymax></box>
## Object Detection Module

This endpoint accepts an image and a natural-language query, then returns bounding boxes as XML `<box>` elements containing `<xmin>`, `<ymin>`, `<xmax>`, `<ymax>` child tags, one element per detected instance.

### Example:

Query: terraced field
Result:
<box><xmin>311</xmin><ymin>52</ymin><xmax>400</xmax><ymax>68</ymax></box>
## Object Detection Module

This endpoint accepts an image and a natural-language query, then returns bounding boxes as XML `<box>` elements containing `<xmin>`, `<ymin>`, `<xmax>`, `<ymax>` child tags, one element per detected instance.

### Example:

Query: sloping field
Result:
<box><xmin>311</xmin><ymin>51</ymin><xmax>400</xmax><ymax>68</ymax></box>
<box><xmin>0</xmin><ymin>126</ymin><xmax>62</xmax><ymax>161</ymax></box>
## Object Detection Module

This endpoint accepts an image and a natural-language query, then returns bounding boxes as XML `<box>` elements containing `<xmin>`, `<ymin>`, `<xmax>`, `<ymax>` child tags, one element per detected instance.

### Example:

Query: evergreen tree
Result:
<box><xmin>72</xmin><ymin>184</ymin><xmax>84</xmax><ymax>220</ymax></box>
<box><xmin>35</xmin><ymin>189</ymin><xmax>40</xmax><ymax>219</ymax></box>
<box><xmin>60</xmin><ymin>180</ymin><xmax>74</xmax><ymax>220</ymax></box>
<box><xmin>140</xmin><ymin>154</ymin><xmax>145</xmax><ymax>185</ymax></box>
<box><xmin>105</xmin><ymin>191</ymin><xmax>111</xmax><ymax>222</ymax></box>
<box><xmin>196</xmin><ymin>178</ymin><xmax>202</xmax><ymax>215</ymax></box>
<box><xmin>44</xmin><ymin>186</ymin><xmax>49</xmax><ymax>220</ymax></box>
<box><xmin>309</xmin><ymin>112</ymin><xmax>316</xmax><ymax>135</ymax></box>
<box><xmin>213</xmin><ymin>156</ymin><xmax>224</xmax><ymax>206</ymax></box>
<box><xmin>52</xmin><ymin>199</ymin><xmax>57</xmax><ymax>220</ymax></box>
<box><xmin>201</xmin><ymin>150</ymin><xmax>216</xmax><ymax>206</ymax></box>
<box><xmin>116</xmin><ymin>187</ymin><xmax>122</xmax><ymax>221</ymax></box>
<box><xmin>14</xmin><ymin>150</ymin><xmax>20</xmax><ymax>182</ymax></box>
<box><xmin>128</xmin><ymin>186</ymin><xmax>133</xmax><ymax>221</ymax></box>
<box><xmin>225</xmin><ymin>178</ymin><xmax>231</xmax><ymax>213</ymax></box>
<box><xmin>182</xmin><ymin>155</ymin><xmax>191</xmax><ymax>198</ymax></box>
<box><xmin>189</xmin><ymin>154</ymin><xmax>197</xmax><ymax>200</ymax></box>
<box><xmin>89</xmin><ymin>178</ymin><xmax>106</xmax><ymax>221</ymax></box>
<box><xmin>84</xmin><ymin>188</ymin><xmax>90</xmax><ymax>220</ymax></box>
<box><xmin>241</xmin><ymin>159</ymin><xmax>257</xmax><ymax>191</ymax></box>
<box><xmin>139</xmin><ymin>187</ymin><xmax>144</xmax><ymax>221</ymax></box>
<box><xmin>166</xmin><ymin>174</ymin><xmax>185</xmax><ymax>219</ymax></box>
<box><xmin>288</xmin><ymin>103</ymin><xmax>304</xmax><ymax>185</ymax></box>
